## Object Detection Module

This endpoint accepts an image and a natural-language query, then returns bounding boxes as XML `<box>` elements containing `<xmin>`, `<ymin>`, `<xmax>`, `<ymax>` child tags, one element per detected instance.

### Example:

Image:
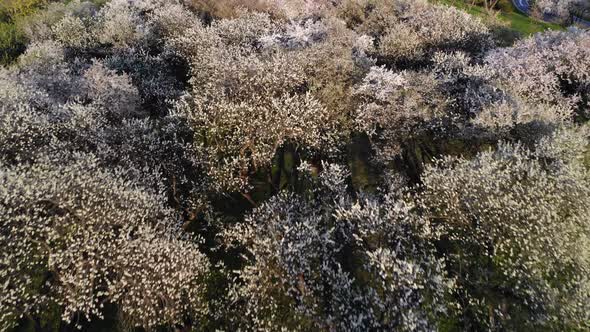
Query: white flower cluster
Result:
<box><xmin>353</xmin><ymin>66</ymin><xmax>448</xmax><ymax>161</ymax></box>
<box><xmin>533</xmin><ymin>0</ymin><xmax>587</xmax><ymax>21</ymax></box>
<box><xmin>223</xmin><ymin>163</ymin><xmax>454</xmax><ymax>331</ymax></box>
<box><xmin>337</xmin><ymin>0</ymin><xmax>493</xmax><ymax>66</ymax></box>
<box><xmin>24</xmin><ymin>0</ymin><xmax>198</xmax><ymax>50</ymax></box>
<box><xmin>0</xmin><ymin>154</ymin><xmax>210</xmax><ymax>330</ymax></box>
<box><xmin>171</xmin><ymin>13</ymin><xmax>356</xmax><ymax>192</ymax></box>
<box><xmin>419</xmin><ymin>127</ymin><xmax>590</xmax><ymax>329</ymax></box>
<box><xmin>430</xmin><ymin>51</ymin><xmax>574</xmax><ymax>140</ymax></box>
<box><xmin>353</xmin><ymin>31</ymin><xmax>588</xmax><ymax>162</ymax></box>
<box><xmin>485</xmin><ymin>29</ymin><xmax>590</xmax><ymax>119</ymax></box>
<box><xmin>1</xmin><ymin>1</ymin><xmax>213</xmax><ymax>330</ymax></box>
<box><xmin>0</xmin><ymin>2</ymin><xmax>205</xmax><ymax>201</ymax></box>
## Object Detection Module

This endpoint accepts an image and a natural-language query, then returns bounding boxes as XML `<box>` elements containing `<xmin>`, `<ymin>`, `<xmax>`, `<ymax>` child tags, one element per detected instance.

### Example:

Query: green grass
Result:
<box><xmin>499</xmin><ymin>9</ymin><xmax>563</xmax><ymax>35</ymax></box>
<box><xmin>435</xmin><ymin>0</ymin><xmax>563</xmax><ymax>36</ymax></box>
<box><xmin>0</xmin><ymin>21</ymin><xmax>26</xmax><ymax>65</ymax></box>
<box><xmin>0</xmin><ymin>0</ymin><xmax>48</xmax><ymax>66</ymax></box>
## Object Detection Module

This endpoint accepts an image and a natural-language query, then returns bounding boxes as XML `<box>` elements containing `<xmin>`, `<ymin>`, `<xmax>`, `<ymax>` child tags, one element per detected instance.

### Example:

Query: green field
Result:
<box><xmin>0</xmin><ymin>0</ymin><xmax>47</xmax><ymax>65</ymax></box>
<box><xmin>435</xmin><ymin>0</ymin><xmax>563</xmax><ymax>36</ymax></box>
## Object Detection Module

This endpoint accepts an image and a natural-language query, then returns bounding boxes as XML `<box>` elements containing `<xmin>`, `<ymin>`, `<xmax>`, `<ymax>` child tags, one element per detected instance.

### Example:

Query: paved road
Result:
<box><xmin>573</xmin><ymin>15</ymin><xmax>590</xmax><ymax>28</ymax></box>
<box><xmin>512</xmin><ymin>0</ymin><xmax>530</xmax><ymax>14</ymax></box>
<box><xmin>511</xmin><ymin>0</ymin><xmax>590</xmax><ymax>29</ymax></box>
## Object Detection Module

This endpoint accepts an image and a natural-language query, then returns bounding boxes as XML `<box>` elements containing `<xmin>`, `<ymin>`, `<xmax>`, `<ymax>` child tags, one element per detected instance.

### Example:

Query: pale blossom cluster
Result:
<box><xmin>353</xmin><ymin>66</ymin><xmax>448</xmax><ymax>161</ymax></box>
<box><xmin>532</xmin><ymin>0</ymin><xmax>588</xmax><ymax>21</ymax></box>
<box><xmin>485</xmin><ymin>28</ymin><xmax>590</xmax><ymax>120</ymax></box>
<box><xmin>171</xmin><ymin>13</ymin><xmax>360</xmax><ymax>192</ymax></box>
<box><xmin>336</xmin><ymin>0</ymin><xmax>493</xmax><ymax>66</ymax></box>
<box><xmin>223</xmin><ymin>163</ymin><xmax>454</xmax><ymax>331</ymax></box>
<box><xmin>353</xmin><ymin>34</ymin><xmax>587</xmax><ymax>163</ymax></box>
<box><xmin>419</xmin><ymin>127</ymin><xmax>590</xmax><ymax>329</ymax></box>
<box><xmin>0</xmin><ymin>154</ymin><xmax>210</xmax><ymax>330</ymax></box>
<box><xmin>431</xmin><ymin>51</ymin><xmax>575</xmax><ymax>140</ymax></box>
<box><xmin>1</xmin><ymin>1</ymin><xmax>213</xmax><ymax>330</ymax></box>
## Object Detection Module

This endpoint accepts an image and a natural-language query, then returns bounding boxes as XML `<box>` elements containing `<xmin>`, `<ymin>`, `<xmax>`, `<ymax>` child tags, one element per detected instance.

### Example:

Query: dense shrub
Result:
<box><xmin>223</xmin><ymin>163</ymin><xmax>454</xmax><ymax>331</ymax></box>
<box><xmin>336</xmin><ymin>0</ymin><xmax>494</xmax><ymax>67</ymax></box>
<box><xmin>0</xmin><ymin>3</ymin><xmax>212</xmax><ymax>329</ymax></box>
<box><xmin>419</xmin><ymin>127</ymin><xmax>590</xmax><ymax>330</ymax></box>
<box><xmin>353</xmin><ymin>65</ymin><xmax>449</xmax><ymax>162</ymax></box>
<box><xmin>171</xmin><ymin>13</ymin><xmax>361</xmax><ymax>192</ymax></box>
<box><xmin>0</xmin><ymin>154</ymin><xmax>210</xmax><ymax>330</ymax></box>
<box><xmin>485</xmin><ymin>28</ymin><xmax>590</xmax><ymax>120</ymax></box>
<box><xmin>532</xmin><ymin>0</ymin><xmax>588</xmax><ymax>22</ymax></box>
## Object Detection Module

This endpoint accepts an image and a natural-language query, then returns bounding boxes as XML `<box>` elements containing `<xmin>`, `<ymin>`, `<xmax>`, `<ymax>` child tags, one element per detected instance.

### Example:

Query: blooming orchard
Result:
<box><xmin>0</xmin><ymin>0</ymin><xmax>589</xmax><ymax>331</ymax></box>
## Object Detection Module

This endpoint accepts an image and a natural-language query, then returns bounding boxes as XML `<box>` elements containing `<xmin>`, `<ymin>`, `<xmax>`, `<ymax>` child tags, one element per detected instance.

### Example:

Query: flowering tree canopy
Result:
<box><xmin>1</xmin><ymin>0</ymin><xmax>589</xmax><ymax>331</ymax></box>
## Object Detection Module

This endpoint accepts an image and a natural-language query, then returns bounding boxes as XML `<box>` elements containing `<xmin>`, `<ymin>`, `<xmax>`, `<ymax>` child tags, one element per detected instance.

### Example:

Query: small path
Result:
<box><xmin>512</xmin><ymin>0</ymin><xmax>530</xmax><ymax>15</ymax></box>
<box><xmin>511</xmin><ymin>0</ymin><xmax>590</xmax><ymax>29</ymax></box>
<box><xmin>573</xmin><ymin>15</ymin><xmax>590</xmax><ymax>29</ymax></box>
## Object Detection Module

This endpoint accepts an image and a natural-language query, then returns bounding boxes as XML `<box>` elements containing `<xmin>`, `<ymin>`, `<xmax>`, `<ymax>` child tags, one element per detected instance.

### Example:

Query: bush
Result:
<box><xmin>485</xmin><ymin>28</ymin><xmax>590</xmax><ymax>121</ymax></box>
<box><xmin>419</xmin><ymin>127</ymin><xmax>590</xmax><ymax>330</ymax></box>
<box><xmin>0</xmin><ymin>154</ymin><xmax>210</xmax><ymax>330</ymax></box>
<box><xmin>171</xmin><ymin>13</ymin><xmax>356</xmax><ymax>192</ymax></box>
<box><xmin>336</xmin><ymin>0</ymin><xmax>494</xmax><ymax>68</ymax></box>
<box><xmin>223</xmin><ymin>163</ymin><xmax>454</xmax><ymax>331</ymax></box>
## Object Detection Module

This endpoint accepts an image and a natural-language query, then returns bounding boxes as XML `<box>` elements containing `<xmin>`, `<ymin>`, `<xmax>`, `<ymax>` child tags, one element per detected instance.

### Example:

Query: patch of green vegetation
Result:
<box><xmin>0</xmin><ymin>20</ymin><xmax>25</xmax><ymax>65</ymax></box>
<box><xmin>501</xmin><ymin>9</ymin><xmax>563</xmax><ymax>35</ymax></box>
<box><xmin>435</xmin><ymin>0</ymin><xmax>563</xmax><ymax>37</ymax></box>
<box><xmin>0</xmin><ymin>0</ymin><xmax>48</xmax><ymax>66</ymax></box>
